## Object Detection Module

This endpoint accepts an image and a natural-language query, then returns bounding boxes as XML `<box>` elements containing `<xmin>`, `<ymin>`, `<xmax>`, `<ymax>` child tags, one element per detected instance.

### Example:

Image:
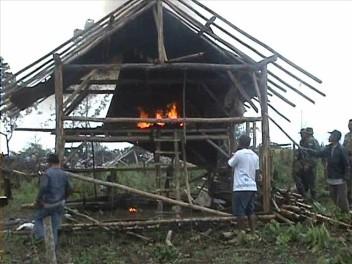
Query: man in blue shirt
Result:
<box><xmin>33</xmin><ymin>154</ymin><xmax>73</xmax><ymax>247</ymax></box>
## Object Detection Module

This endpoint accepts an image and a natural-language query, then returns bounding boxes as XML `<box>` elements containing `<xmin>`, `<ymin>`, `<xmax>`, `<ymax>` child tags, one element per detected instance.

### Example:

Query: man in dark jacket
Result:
<box><xmin>310</xmin><ymin>130</ymin><xmax>350</xmax><ymax>212</ymax></box>
<box><xmin>33</xmin><ymin>154</ymin><xmax>73</xmax><ymax>247</ymax></box>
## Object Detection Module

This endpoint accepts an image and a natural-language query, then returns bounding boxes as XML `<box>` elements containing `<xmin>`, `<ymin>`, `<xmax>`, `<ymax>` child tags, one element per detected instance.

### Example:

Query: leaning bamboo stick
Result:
<box><xmin>61</xmin><ymin>215</ymin><xmax>275</xmax><ymax>230</ymax></box>
<box><xmin>66</xmin><ymin>171</ymin><xmax>231</xmax><ymax>216</ymax></box>
<box><xmin>188</xmin><ymin>0</ymin><xmax>322</xmax><ymax>84</ymax></box>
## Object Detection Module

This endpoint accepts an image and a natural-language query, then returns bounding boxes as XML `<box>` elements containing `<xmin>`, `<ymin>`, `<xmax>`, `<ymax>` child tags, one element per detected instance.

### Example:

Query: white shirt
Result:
<box><xmin>228</xmin><ymin>148</ymin><xmax>259</xmax><ymax>192</ymax></box>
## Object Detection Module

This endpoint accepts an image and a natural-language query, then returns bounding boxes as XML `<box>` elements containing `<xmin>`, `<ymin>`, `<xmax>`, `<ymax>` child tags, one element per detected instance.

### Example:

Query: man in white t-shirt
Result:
<box><xmin>228</xmin><ymin>135</ymin><xmax>260</xmax><ymax>233</ymax></box>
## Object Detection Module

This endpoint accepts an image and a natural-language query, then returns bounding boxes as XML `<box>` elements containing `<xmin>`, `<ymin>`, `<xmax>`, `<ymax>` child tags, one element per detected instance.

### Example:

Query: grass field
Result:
<box><xmin>2</xmin><ymin>149</ymin><xmax>352</xmax><ymax>263</ymax></box>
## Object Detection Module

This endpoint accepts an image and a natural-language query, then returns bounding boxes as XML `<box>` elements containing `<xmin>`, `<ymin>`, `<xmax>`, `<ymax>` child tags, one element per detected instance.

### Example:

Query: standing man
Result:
<box><xmin>343</xmin><ymin>119</ymin><xmax>352</xmax><ymax>204</ymax></box>
<box><xmin>301</xmin><ymin>127</ymin><xmax>321</xmax><ymax>199</ymax></box>
<box><xmin>293</xmin><ymin>128</ymin><xmax>308</xmax><ymax>197</ymax></box>
<box><xmin>33</xmin><ymin>154</ymin><xmax>73</xmax><ymax>248</ymax></box>
<box><xmin>228</xmin><ymin>135</ymin><xmax>260</xmax><ymax>234</ymax></box>
<box><xmin>309</xmin><ymin>130</ymin><xmax>350</xmax><ymax>212</ymax></box>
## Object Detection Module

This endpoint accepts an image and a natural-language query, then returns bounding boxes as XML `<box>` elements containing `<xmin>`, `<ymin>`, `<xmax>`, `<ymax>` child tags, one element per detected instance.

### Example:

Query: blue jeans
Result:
<box><xmin>33</xmin><ymin>205</ymin><xmax>64</xmax><ymax>247</ymax></box>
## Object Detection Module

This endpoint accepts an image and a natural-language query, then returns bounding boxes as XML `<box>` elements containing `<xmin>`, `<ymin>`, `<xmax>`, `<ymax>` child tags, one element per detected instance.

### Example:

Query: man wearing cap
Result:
<box><xmin>343</xmin><ymin>119</ymin><xmax>352</xmax><ymax>204</ymax></box>
<box><xmin>228</xmin><ymin>134</ymin><xmax>260</xmax><ymax>234</ymax></box>
<box><xmin>33</xmin><ymin>154</ymin><xmax>73</xmax><ymax>248</ymax></box>
<box><xmin>309</xmin><ymin>130</ymin><xmax>350</xmax><ymax>212</ymax></box>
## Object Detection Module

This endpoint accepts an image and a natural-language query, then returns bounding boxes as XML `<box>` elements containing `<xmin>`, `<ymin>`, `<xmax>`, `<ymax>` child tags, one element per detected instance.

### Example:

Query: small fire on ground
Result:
<box><xmin>128</xmin><ymin>207</ymin><xmax>138</xmax><ymax>214</ymax></box>
<box><xmin>137</xmin><ymin>102</ymin><xmax>183</xmax><ymax>128</ymax></box>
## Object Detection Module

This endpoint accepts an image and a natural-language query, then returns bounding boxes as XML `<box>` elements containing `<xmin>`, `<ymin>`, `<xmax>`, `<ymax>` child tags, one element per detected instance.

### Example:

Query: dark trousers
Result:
<box><xmin>329</xmin><ymin>183</ymin><xmax>349</xmax><ymax>212</ymax></box>
<box><xmin>294</xmin><ymin>165</ymin><xmax>316</xmax><ymax>199</ymax></box>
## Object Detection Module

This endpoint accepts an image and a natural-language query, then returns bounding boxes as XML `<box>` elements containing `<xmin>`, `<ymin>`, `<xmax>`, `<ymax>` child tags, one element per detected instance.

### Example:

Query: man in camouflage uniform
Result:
<box><xmin>293</xmin><ymin>128</ymin><xmax>320</xmax><ymax>199</ymax></box>
<box><xmin>343</xmin><ymin>119</ymin><xmax>352</xmax><ymax>204</ymax></box>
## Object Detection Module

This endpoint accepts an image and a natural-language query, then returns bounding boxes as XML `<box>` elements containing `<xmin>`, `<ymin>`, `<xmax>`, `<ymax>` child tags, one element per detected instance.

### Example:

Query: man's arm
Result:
<box><xmin>35</xmin><ymin>174</ymin><xmax>48</xmax><ymax>206</ymax></box>
<box><xmin>65</xmin><ymin>174</ymin><xmax>74</xmax><ymax>199</ymax></box>
<box><xmin>342</xmin><ymin>147</ymin><xmax>351</xmax><ymax>180</ymax></box>
<box><xmin>228</xmin><ymin>152</ymin><xmax>239</xmax><ymax>168</ymax></box>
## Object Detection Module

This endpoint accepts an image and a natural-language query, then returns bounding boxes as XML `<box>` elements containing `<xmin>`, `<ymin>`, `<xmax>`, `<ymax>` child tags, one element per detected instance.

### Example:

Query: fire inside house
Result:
<box><xmin>1</xmin><ymin>0</ymin><xmax>324</xmax><ymax>215</ymax></box>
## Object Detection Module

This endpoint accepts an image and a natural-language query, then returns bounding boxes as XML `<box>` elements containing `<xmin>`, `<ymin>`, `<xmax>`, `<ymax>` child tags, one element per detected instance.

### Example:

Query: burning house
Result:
<box><xmin>1</xmin><ymin>0</ymin><xmax>324</xmax><ymax>214</ymax></box>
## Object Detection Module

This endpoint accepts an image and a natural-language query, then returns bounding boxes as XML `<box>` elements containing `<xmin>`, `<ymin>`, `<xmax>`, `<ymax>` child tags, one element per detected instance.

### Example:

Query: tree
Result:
<box><xmin>0</xmin><ymin>57</ymin><xmax>19</xmax><ymax>154</ymax></box>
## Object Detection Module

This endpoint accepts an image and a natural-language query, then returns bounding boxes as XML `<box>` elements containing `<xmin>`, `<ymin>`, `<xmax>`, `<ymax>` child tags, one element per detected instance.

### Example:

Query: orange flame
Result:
<box><xmin>137</xmin><ymin>102</ymin><xmax>183</xmax><ymax>128</ymax></box>
<box><xmin>128</xmin><ymin>207</ymin><xmax>138</xmax><ymax>214</ymax></box>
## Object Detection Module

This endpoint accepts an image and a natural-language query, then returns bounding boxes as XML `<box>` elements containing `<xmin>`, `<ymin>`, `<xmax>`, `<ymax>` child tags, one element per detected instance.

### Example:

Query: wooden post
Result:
<box><xmin>154</xmin><ymin>0</ymin><xmax>167</xmax><ymax>62</ymax></box>
<box><xmin>54</xmin><ymin>54</ymin><xmax>65</xmax><ymax>166</ymax></box>
<box><xmin>174</xmin><ymin>131</ymin><xmax>181</xmax><ymax>215</ymax></box>
<box><xmin>43</xmin><ymin>216</ymin><xmax>57</xmax><ymax>264</ymax></box>
<box><xmin>154</xmin><ymin>130</ymin><xmax>163</xmax><ymax>213</ymax></box>
<box><xmin>252</xmin><ymin>122</ymin><xmax>257</xmax><ymax>148</ymax></box>
<box><xmin>259</xmin><ymin>66</ymin><xmax>271</xmax><ymax>213</ymax></box>
<box><xmin>245</xmin><ymin>122</ymin><xmax>250</xmax><ymax>136</ymax></box>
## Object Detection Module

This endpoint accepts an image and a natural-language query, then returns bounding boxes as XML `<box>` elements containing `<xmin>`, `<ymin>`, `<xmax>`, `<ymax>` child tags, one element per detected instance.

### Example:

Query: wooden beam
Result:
<box><xmin>65</xmin><ymin>134</ymin><xmax>229</xmax><ymax>143</ymax></box>
<box><xmin>63</xmin><ymin>69</ymin><xmax>97</xmax><ymax>109</ymax></box>
<box><xmin>43</xmin><ymin>216</ymin><xmax>57</xmax><ymax>264</ymax></box>
<box><xmin>259</xmin><ymin>65</ymin><xmax>271</xmax><ymax>213</ymax></box>
<box><xmin>64</xmin><ymin>62</ymin><xmax>258</xmax><ymax>72</ymax></box>
<box><xmin>154</xmin><ymin>0</ymin><xmax>167</xmax><ymax>63</ymax></box>
<box><xmin>167</xmin><ymin>52</ymin><xmax>205</xmax><ymax>63</ymax></box>
<box><xmin>227</xmin><ymin>71</ymin><xmax>258</xmax><ymax>112</ymax></box>
<box><xmin>64</xmin><ymin>116</ymin><xmax>262</xmax><ymax>124</ymax></box>
<box><xmin>53</xmin><ymin>54</ymin><xmax>65</xmax><ymax>165</ymax></box>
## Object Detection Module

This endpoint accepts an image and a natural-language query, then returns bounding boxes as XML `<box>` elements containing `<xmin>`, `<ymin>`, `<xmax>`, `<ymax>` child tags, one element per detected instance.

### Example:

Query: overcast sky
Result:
<box><xmin>1</xmin><ymin>0</ymin><xmax>351</xmax><ymax>153</ymax></box>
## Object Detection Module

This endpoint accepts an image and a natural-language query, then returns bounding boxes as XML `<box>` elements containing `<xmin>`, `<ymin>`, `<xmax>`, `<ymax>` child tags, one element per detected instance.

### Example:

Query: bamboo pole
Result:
<box><xmin>252</xmin><ymin>122</ymin><xmax>257</xmax><ymax>148</ymax></box>
<box><xmin>64</xmin><ymin>62</ymin><xmax>258</xmax><ymax>71</ymax></box>
<box><xmin>187</xmin><ymin>0</ymin><xmax>322</xmax><ymax>84</ymax></box>
<box><xmin>59</xmin><ymin>215</ymin><xmax>275</xmax><ymax>230</ymax></box>
<box><xmin>268</xmin><ymin>116</ymin><xmax>300</xmax><ymax>148</ymax></box>
<box><xmin>65</xmin><ymin>166</ymin><xmax>231</xmax><ymax>217</ymax></box>
<box><xmin>64</xmin><ymin>116</ymin><xmax>261</xmax><ymax>124</ymax></box>
<box><xmin>65</xmin><ymin>135</ymin><xmax>229</xmax><ymax>143</ymax></box>
<box><xmin>174</xmin><ymin>131</ymin><xmax>181</xmax><ymax>215</ymax></box>
<box><xmin>227</xmin><ymin>71</ymin><xmax>258</xmax><ymax>112</ymax></box>
<box><xmin>267</xmin><ymin>86</ymin><xmax>296</xmax><ymax>107</ymax></box>
<box><xmin>7</xmin><ymin>0</ymin><xmax>139</xmax><ymax>81</ymax></box>
<box><xmin>154</xmin><ymin>0</ymin><xmax>168</xmax><ymax>63</ymax></box>
<box><xmin>53</xmin><ymin>54</ymin><xmax>65</xmax><ymax>165</ymax></box>
<box><xmin>168</xmin><ymin>52</ymin><xmax>205</xmax><ymax>63</ymax></box>
<box><xmin>63</xmin><ymin>70</ymin><xmax>97</xmax><ymax>110</ymax></box>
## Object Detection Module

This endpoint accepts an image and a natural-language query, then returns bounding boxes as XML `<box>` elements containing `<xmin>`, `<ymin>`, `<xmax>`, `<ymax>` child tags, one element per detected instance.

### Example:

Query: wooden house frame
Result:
<box><xmin>1</xmin><ymin>0</ymin><xmax>324</xmax><ymax>214</ymax></box>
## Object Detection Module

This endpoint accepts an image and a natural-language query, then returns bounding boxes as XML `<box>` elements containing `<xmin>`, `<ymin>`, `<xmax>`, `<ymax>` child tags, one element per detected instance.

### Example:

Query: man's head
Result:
<box><xmin>305</xmin><ymin>127</ymin><xmax>314</xmax><ymax>136</ymax></box>
<box><xmin>348</xmin><ymin>119</ymin><xmax>352</xmax><ymax>132</ymax></box>
<box><xmin>299</xmin><ymin>128</ymin><xmax>308</xmax><ymax>139</ymax></box>
<box><xmin>328</xmin><ymin>130</ymin><xmax>342</xmax><ymax>143</ymax></box>
<box><xmin>238</xmin><ymin>134</ymin><xmax>251</xmax><ymax>149</ymax></box>
<box><xmin>47</xmin><ymin>153</ymin><xmax>60</xmax><ymax>166</ymax></box>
